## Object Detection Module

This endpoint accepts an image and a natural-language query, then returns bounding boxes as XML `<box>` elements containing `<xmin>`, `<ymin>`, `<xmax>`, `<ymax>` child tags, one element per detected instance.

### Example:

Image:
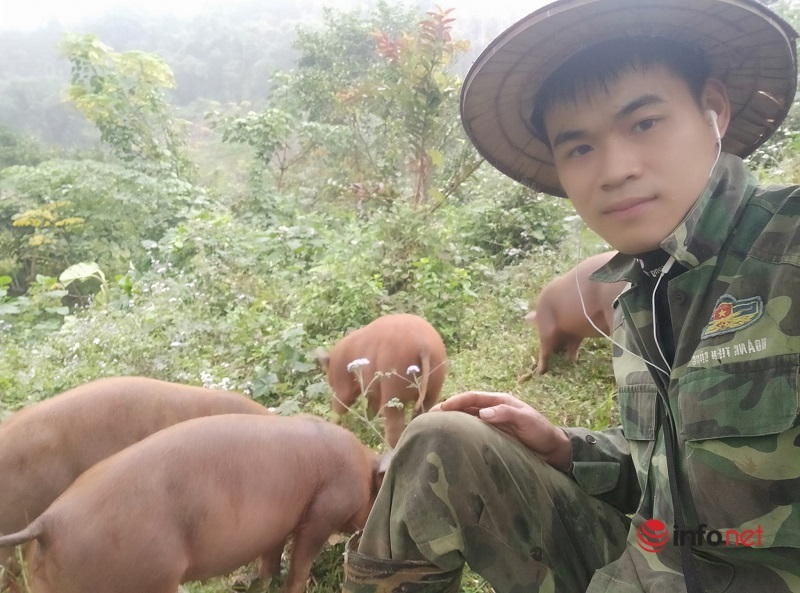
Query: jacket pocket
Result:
<box><xmin>619</xmin><ymin>384</ymin><xmax>658</xmax><ymax>501</ymax></box>
<box><xmin>619</xmin><ymin>384</ymin><xmax>658</xmax><ymax>441</ymax></box>
<box><xmin>678</xmin><ymin>354</ymin><xmax>800</xmax><ymax>440</ymax></box>
<box><xmin>677</xmin><ymin>354</ymin><xmax>800</xmax><ymax>547</ymax></box>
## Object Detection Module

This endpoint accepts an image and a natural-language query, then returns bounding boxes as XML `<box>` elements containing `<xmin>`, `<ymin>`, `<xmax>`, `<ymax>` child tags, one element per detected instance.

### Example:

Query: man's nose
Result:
<box><xmin>599</xmin><ymin>138</ymin><xmax>642</xmax><ymax>191</ymax></box>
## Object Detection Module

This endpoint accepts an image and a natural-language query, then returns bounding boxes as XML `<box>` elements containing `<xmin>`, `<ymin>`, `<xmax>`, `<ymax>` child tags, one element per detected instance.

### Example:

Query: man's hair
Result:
<box><xmin>530</xmin><ymin>37</ymin><xmax>711</xmax><ymax>147</ymax></box>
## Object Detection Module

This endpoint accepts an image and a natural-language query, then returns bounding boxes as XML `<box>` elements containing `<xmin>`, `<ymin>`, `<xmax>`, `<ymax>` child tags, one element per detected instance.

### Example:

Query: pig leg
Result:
<box><xmin>1</xmin><ymin>547</ymin><xmax>24</xmax><ymax>593</ymax></box>
<box><xmin>259</xmin><ymin>541</ymin><xmax>286</xmax><ymax>580</ymax></box>
<box><xmin>564</xmin><ymin>335</ymin><xmax>583</xmax><ymax>364</ymax></box>
<box><xmin>331</xmin><ymin>390</ymin><xmax>352</xmax><ymax>417</ymax></box>
<box><xmin>382</xmin><ymin>406</ymin><xmax>405</xmax><ymax>448</ymax></box>
<box><xmin>331</xmin><ymin>376</ymin><xmax>360</xmax><ymax>419</ymax></box>
<box><xmin>331</xmin><ymin>403</ymin><xmax>347</xmax><ymax>420</ymax></box>
<box><xmin>0</xmin><ymin>551</ymin><xmax>13</xmax><ymax>592</ymax></box>
<box><xmin>535</xmin><ymin>337</ymin><xmax>553</xmax><ymax>375</ymax></box>
<box><xmin>236</xmin><ymin>543</ymin><xmax>285</xmax><ymax>592</ymax></box>
<box><xmin>378</xmin><ymin>374</ymin><xmax>413</xmax><ymax>447</ymax></box>
<box><xmin>282</xmin><ymin>502</ymin><xmax>345</xmax><ymax>593</ymax></box>
<box><xmin>365</xmin><ymin>393</ymin><xmax>380</xmax><ymax>420</ymax></box>
<box><xmin>0</xmin><ymin>573</ymin><xmax>21</xmax><ymax>593</ymax></box>
<box><xmin>533</xmin><ymin>311</ymin><xmax>558</xmax><ymax>374</ymax></box>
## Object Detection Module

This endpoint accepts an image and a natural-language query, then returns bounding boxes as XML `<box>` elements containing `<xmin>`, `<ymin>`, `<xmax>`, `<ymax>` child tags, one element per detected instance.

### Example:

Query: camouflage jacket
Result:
<box><xmin>563</xmin><ymin>153</ymin><xmax>800</xmax><ymax>592</ymax></box>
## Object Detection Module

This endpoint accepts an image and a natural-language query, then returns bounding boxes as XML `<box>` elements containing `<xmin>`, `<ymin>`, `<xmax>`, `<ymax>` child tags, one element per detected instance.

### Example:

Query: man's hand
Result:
<box><xmin>431</xmin><ymin>391</ymin><xmax>572</xmax><ymax>471</ymax></box>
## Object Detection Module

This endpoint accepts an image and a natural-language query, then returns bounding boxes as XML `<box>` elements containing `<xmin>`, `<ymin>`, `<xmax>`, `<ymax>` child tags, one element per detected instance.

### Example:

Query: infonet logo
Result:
<box><xmin>636</xmin><ymin>519</ymin><xmax>763</xmax><ymax>553</ymax></box>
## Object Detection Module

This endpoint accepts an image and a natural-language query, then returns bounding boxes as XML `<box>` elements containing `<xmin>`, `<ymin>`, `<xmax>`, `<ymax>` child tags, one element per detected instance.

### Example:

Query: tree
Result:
<box><xmin>366</xmin><ymin>7</ymin><xmax>473</xmax><ymax>205</ymax></box>
<box><xmin>61</xmin><ymin>34</ymin><xmax>192</xmax><ymax>180</ymax></box>
<box><xmin>0</xmin><ymin>125</ymin><xmax>47</xmax><ymax>170</ymax></box>
<box><xmin>214</xmin><ymin>3</ymin><xmax>483</xmax><ymax>208</ymax></box>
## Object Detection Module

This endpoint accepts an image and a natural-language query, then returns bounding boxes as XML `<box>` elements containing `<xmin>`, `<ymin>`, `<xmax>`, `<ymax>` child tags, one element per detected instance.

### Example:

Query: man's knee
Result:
<box><xmin>400</xmin><ymin>411</ymin><xmax>487</xmax><ymax>448</ymax></box>
<box><xmin>399</xmin><ymin>411</ymin><xmax>552</xmax><ymax>477</ymax></box>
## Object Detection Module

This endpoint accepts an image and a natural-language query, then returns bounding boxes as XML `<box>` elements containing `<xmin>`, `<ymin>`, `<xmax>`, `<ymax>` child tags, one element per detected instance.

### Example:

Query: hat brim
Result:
<box><xmin>461</xmin><ymin>0</ymin><xmax>798</xmax><ymax>197</ymax></box>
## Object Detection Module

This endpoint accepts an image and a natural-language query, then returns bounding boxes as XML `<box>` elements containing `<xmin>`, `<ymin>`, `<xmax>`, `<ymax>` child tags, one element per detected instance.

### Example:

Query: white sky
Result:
<box><xmin>2</xmin><ymin>0</ymin><xmax>224</xmax><ymax>30</ymax></box>
<box><xmin>2</xmin><ymin>0</ymin><xmax>537</xmax><ymax>31</ymax></box>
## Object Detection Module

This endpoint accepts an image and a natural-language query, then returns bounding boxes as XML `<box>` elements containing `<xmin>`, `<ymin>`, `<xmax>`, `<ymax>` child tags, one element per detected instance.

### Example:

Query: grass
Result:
<box><xmin>3</xmin><ymin>245</ymin><xmax>618</xmax><ymax>593</ymax></box>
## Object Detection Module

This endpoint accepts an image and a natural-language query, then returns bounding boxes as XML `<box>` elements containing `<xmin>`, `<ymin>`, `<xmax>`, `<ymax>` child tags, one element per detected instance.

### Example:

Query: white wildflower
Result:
<box><xmin>406</xmin><ymin>365</ymin><xmax>420</xmax><ymax>375</ymax></box>
<box><xmin>200</xmin><ymin>371</ymin><xmax>214</xmax><ymax>388</ymax></box>
<box><xmin>347</xmin><ymin>358</ymin><xmax>370</xmax><ymax>372</ymax></box>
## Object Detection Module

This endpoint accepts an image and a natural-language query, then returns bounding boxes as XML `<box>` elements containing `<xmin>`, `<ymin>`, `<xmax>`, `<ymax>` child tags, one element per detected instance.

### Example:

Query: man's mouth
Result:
<box><xmin>604</xmin><ymin>196</ymin><xmax>655</xmax><ymax>216</ymax></box>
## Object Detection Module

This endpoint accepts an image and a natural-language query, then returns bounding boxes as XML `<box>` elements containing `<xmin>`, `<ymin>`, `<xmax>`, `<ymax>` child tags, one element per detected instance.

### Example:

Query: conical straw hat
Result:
<box><xmin>461</xmin><ymin>0</ymin><xmax>798</xmax><ymax>197</ymax></box>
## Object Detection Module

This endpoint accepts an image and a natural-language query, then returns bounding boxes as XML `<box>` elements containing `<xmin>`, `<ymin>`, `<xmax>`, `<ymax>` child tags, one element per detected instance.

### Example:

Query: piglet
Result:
<box><xmin>316</xmin><ymin>313</ymin><xmax>447</xmax><ymax>447</ymax></box>
<box><xmin>525</xmin><ymin>251</ymin><xmax>626</xmax><ymax>374</ymax></box>
<box><xmin>0</xmin><ymin>414</ymin><xmax>387</xmax><ymax>593</ymax></box>
<box><xmin>0</xmin><ymin>376</ymin><xmax>271</xmax><ymax>592</ymax></box>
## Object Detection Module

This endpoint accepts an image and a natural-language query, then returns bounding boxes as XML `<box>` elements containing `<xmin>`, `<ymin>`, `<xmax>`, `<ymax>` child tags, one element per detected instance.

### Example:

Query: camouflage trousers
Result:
<box><xmin>355</xmin><ymin>411</ymin><xmax>631</xmax><ymax>593</ymax></box>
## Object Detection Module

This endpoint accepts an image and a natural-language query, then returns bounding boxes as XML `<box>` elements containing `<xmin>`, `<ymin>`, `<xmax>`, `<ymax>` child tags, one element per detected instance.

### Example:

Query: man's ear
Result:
<box><xmin>702</xmin><ymin>79</ymin><xmax>731</xmax><ymax>140</ymax></box>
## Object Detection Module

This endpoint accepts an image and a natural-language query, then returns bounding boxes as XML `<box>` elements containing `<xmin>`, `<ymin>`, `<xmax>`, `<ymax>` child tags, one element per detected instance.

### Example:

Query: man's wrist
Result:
<box><xmin>543</xmin><ymin>427</ymin><xmax>573</xmax><ymax>472</ymax></box>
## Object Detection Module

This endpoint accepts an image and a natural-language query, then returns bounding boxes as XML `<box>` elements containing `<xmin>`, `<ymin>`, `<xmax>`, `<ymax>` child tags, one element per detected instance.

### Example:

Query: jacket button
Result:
<box><xmin>586</xmin><ymin>435</ymin><xmax>597</xmax><ymax>444</ymax></box>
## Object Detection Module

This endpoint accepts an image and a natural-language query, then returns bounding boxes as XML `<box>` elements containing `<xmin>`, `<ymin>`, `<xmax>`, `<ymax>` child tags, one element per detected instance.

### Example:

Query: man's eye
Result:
<box><xmin>567</xmin><ymin>144</ymin><xmax>592</xmax><ymax>158</ymax></box>
<box><xmin>634</xmin><ymin>118</ymin><xmax>658</xmax><ymax>132</ymax></box>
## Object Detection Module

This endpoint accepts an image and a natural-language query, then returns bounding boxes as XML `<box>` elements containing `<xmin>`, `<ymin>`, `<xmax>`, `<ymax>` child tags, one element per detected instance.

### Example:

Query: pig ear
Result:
<box><xmin>313</xmin><ymin>348</ymin><xmax>331</xmax><ymax>371</ymax></box>
<box><xmin>378</xmin><ymin>451</ymin><xmax>393</xmax><ymax>474</ymax></box>
<box><xmin>374</xmin><ymin>451</ymin><xmax>394</xmax><ymax>489</ymax></box>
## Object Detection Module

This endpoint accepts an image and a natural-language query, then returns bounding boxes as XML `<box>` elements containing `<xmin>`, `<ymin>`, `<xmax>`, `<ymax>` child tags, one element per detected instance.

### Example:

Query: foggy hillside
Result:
<box><xmin>0</xmin><ymin>0</ymin><xmax>531</xmax><ymax>147</ymax></box>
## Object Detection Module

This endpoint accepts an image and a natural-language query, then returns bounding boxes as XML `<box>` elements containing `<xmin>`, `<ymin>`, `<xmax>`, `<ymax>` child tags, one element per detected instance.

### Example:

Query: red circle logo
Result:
<box><xmin>637</xmin><ymin>518</ymin><xmax>670</xmax><ymax>553</ymax></box>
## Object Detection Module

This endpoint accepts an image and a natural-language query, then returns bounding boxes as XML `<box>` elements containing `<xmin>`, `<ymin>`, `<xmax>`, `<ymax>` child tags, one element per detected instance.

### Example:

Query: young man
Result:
<box><xmin>343</xmin><ymin>1</ymin><xmax>800</xmax><ymax>592</ymax></box>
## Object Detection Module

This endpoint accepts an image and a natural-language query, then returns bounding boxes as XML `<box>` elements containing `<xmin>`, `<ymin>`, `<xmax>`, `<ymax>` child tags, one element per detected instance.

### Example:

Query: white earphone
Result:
<box><xmin>706</xmin><ymin>109</ymin><xmax>721</xmax><ymax>142</ymax></box>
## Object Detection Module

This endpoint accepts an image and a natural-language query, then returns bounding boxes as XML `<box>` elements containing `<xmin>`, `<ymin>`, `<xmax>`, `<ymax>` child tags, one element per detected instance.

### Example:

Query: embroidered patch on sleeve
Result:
<box><xmin>700</xmin><ymin>294</ymin><xmax>763</xmax><ymax>339</ymax></box>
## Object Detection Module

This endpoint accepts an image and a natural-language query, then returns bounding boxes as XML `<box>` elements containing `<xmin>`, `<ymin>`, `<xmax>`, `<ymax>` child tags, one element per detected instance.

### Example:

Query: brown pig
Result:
<box><xmin>0</xmin><ymin>414</ymin><xmax>387</xmax><ymax>593</ymax></box>
<box><xmin>525</xmin><ymin>251</ymin><xmax>627</xmax><ymax>374</ymax></box>
<box><xmin>317</xmin><ymin>313</ymin><xmax>447</xmax><ymax>447</ymax></box>
<box><xmin>0</xmin><ymin>376</ymin><xmax>271</xmax><ymax>591</ymax></box>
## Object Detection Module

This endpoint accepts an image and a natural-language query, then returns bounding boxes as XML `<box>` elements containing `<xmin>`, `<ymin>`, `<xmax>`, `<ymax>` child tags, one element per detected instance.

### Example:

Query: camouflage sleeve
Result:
<box><xmin>561</xmin><ymin>426</ymin><xmax>640</xmax><ymax>513</ymax></box>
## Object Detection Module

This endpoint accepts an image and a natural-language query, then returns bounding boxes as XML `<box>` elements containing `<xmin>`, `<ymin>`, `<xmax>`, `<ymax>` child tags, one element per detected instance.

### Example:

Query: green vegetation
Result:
<box><xmin>2</xmin><ymin>1</ymin><xmax>799</xmax><ymax>592</ymax></box>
